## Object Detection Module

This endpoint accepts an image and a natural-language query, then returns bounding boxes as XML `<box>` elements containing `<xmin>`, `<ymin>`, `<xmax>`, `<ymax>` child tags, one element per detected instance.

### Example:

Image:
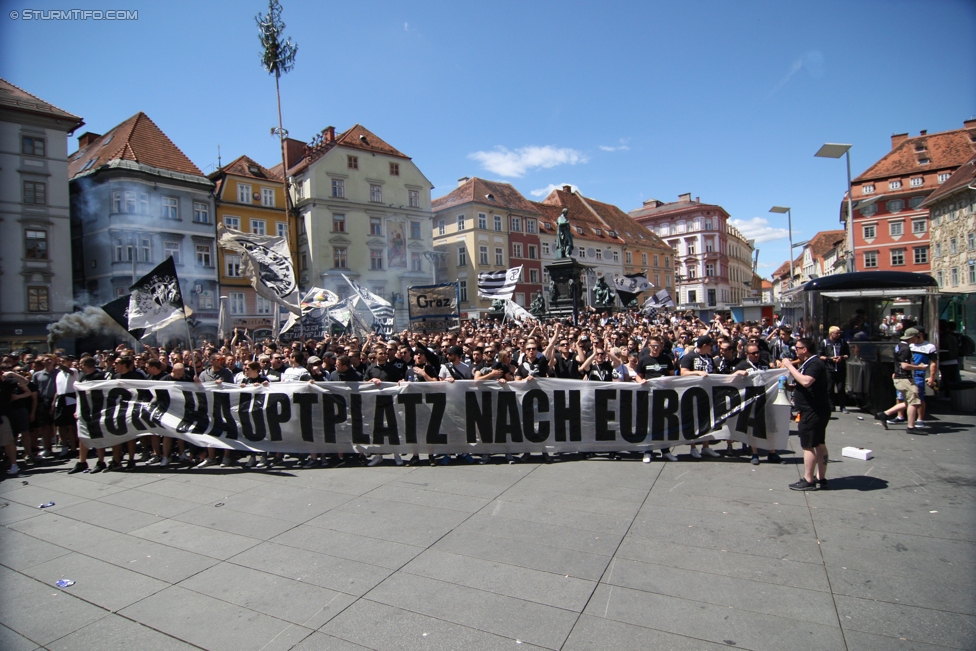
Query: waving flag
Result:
<box><xmin>218</xmin><ymin>225</ymin><xmax>300</xmax><ymax>315</ymax></box>
<box><xmin>127</xmin><ymin>256</ymin><xmax>186</xmax><ymax>338</ymax></box>
<box><xmin>478</xmin><ymin>266</ymin><xmax>522</xmax><ymax>300</ymax></box>
<box><xmin>614</xmin><ymin>273</ymin><xmax>653</xmax><ymax>306</ymax></box>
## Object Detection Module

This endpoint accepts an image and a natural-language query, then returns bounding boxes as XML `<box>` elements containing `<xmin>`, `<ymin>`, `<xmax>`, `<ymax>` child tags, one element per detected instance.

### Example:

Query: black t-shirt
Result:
<box><xmin>586</xmin><ymin>361</ymin><xmax>614</xmax><ymax>381</ymax></box>
<box><xmin>365</xmin><ymin>361</ymin><xmax>404</xmax><ymax>382</ymax></box>
<box><xmin>160</xmin><ymin>373</ymin><xmax>195</xmax><ymax>383</ymax></box>
<box><xmin>81</xmin><ymin>370</ymin><xmax>107</xmax><ymax>382</ymax></box>
<box><xmin>793</xmin><ymin>356</ymin><xmax>829</xmax><ymax>415</ymax></box>
<box><xmin>550</xmin><ymin>353</ymin><xmax>580</xmax><ymax>379</ymax></box>
<box><xmin>472</xmin><ymin>361</ymin><xmax>495</xmax><ymax>378</ymax></box>
<box><xmin>638</xmin><ymin>353</ymin><xmax>675</xmax><ymax>379</ymax></box>
<box><xmin>679</xmin><ymin>351</ymin><xmax>714</xmax><ymax>374</ymax></box>
<box><xmin>713</xmin><ymin>354</ymin><xmax>743</xmax><ymax>375</ymax></box>
<box><xmin>734</xmin><ymin>358</ymin><xmax>769</xmax><ymax>372</ymax></box>
<box><xmin>893</xmin><ymin>343</ymin><xmax>913</xmax><ymax>379</ymax></box>
<box><xmin>114</xmin><ymin>369</ymin><xmax>148</xmax><ymax>380</ymax></box>
<box><xmin>330</xmin><ymin>368</ymin><xmax>363</xmax><ymax>382</ymax></box>
<box><xmin>240</xmin><ymin>374</ymin><xmax>268</xmax><ymax>385</ymax></box>
<box><xmin>516</xmin><ymin>356</ymin><xmax>549</xmax><ymax>379</ymax></box>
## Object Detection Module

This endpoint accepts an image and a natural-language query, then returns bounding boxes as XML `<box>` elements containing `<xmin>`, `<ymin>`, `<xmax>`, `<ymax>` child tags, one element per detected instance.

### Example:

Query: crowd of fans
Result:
<box><xmin>2</xmin><ymin>309</ymin><xmax>951</xmax><ymax>478</ymax></box>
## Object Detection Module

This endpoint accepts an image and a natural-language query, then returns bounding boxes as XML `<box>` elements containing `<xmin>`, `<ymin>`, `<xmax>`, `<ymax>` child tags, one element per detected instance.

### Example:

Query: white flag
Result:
<box><xmin>478</xmin><ymin>266</ymin><xmax>522</xmax><ymax>300</ymax></box>
<box><xmin>218</xmin><ymin>226</ymin><xmax>300</xmax><ymax>315</ymax></box>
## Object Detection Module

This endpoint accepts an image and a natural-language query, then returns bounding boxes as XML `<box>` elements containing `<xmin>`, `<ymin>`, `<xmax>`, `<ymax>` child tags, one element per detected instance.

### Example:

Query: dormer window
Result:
<box><xmin>918</xmin><ymin>158</ymin><xmax>930</xmax><ymax>165</ymax></box>
<box><xmin>862</xmin><ymin>185</ymin><xmax>875</xmax><ymax>194</ymax></box>
<box><xmin>594</xmin><ymin>228</ymin><xmax>603</xmax><ymax>236</ymax></box>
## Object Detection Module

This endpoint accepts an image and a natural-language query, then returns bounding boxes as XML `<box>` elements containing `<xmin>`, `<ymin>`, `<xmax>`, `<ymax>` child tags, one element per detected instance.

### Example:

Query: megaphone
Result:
<box><xmin>773</xmin><ymin>375</ymin><xmax>793</xmax><ymax>406</ymax></box>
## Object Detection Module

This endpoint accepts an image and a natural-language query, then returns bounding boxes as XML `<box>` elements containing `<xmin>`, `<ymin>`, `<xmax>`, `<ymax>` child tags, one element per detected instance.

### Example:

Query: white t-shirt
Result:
<box><xmin>55</xmin><ymin>367</ymin><xmax>80</xmax><ymax>404</ymax></box>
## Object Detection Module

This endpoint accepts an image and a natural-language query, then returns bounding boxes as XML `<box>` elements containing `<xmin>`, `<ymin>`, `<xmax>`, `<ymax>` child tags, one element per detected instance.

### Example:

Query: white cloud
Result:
<box><xmin>730</xmin><ymin>217</ymin><xmax>791</xmax><ymax>243</ymax></box>
<box><xmin>530</xmin><ymin>182</ymin><xmax>578</xmax><ymax>198</ymax></box>
<box><xmin>404</xmin><ymin>22</ymin><xmax>409</xmax><ymax>31</ymax></box>
<box><xmin>756</xmin><ymin>262</ymin><xmax>778</xmax><ymax>269</ymax></box>
<box><xmin>468</xmin><ymin>145</ymin><xmax>588</xmax><ymax>178</ymax></box>
<box><xmin>599</xmin><ymin>138</ymin><xmax>630</xmax><ymax>152</ymax></box>
<box><xmin>768</xmin><ymin>50</ymin><xmax>825</xmax><ymax>98</ymax></box>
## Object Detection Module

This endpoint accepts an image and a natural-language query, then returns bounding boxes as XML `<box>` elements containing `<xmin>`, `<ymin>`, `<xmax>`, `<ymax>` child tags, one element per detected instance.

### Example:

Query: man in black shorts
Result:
<box><xmin>782</xmin><ymin>337</ymin><xmax>829</xmax><ymax>490</ymax></box>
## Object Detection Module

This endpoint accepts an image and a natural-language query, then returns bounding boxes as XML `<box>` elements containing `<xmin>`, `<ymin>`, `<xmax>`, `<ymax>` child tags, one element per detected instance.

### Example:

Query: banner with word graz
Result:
<box><xmin>74</xmin><ymin>371</ymin><xmax>790</xmax><ymax>455</ymax></box>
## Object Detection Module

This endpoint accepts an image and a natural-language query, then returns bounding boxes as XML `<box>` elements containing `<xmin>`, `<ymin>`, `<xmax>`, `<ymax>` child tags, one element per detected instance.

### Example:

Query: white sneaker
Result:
<box><xmin>394</xmin><ymin>454</ymin><xmax>404</xmax><ymax>466</ymax></box>
<box><xmin>689</xmin><ymin>448</ymin><xmax>702</xmax><ymax>459</ymax></box>
<box><xmin>702</xmin><ymin>448</ymin><xmax>721</xmax><ymax>458</ymax></box>
<box><xmin>255</xmin><ymin>458</ymin><xmax>269</xmax><ymax>469</ymax></box>
<box><xmin>194</xmin><ymin>458</ymin><xmax>216</xmax><ymax>469</ymax></box>
<box><xmin>642</xmin><ymin>452</ymin><xmax>653</xmax><ymax>463</ymax></box>
<box><xmin>219</xmin><ymin>457</ymin><xmax>235</xmax><ymax>468</ymax></box>
<box><xmin>663</xmin><ymin>452</ymin><xmax>678</xmax><ymax>462</ymax></box>
<box><xmin>915</xmin><ymin>420</ymin><xmax>925</xmax><ymax>427</ymax></box>
<box><xmin>367</xmin><ymin>455</ymin><xmax>383</xmax><ymax>467</ymax></box>
<box><xmin>38</xmin><ymin>450</ymin><xmax>54</xmax><ymax>459</ymax></box>
<box><xmin>159</xmin><ymin>456</ymin><xmax>169</xmax><ymax>467</ymax></box>
<box><xmin>7</xmin><ymin>463</ymin><xmax>20</xmax><ymax>476</ymax></box>
<box><xmin>245</xmin><ymin>456</ymin><xmax>256</xmax><ymax>468</ymax></box>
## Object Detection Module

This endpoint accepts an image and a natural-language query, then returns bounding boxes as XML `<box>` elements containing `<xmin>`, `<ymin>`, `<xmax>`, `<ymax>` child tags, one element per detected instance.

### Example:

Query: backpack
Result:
<box><xmin>959</xmin><ymin>335</ymin><xmax>976</xmax><ymax>357</ymax></box>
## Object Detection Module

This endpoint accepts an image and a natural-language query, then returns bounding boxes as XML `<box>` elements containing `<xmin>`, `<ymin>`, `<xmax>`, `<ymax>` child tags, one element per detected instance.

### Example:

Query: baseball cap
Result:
<box><xmin>447</xmin><ymin>345</ymin><xmax>464</xmax><ymax>357</ymax></box>
<box><xmin>307</xmin><ymin>356</ymin><xmax>322</xmax><ymax>365</ymax></box>
<box><xmin>696</xmin><ymin>335</ymin><xmax>715</xmax><ymax>347</ymax></box>
<box><xmin>900</xmin><ymin>327</ymin><xmax>919</xmax><ymax>340</ymax></box>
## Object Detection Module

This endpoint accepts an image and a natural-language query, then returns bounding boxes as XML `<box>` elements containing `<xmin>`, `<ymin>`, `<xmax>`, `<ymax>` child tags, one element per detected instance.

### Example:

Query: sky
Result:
<box><xmin>2</xmin><ymin>0</ymin><xmax>974</xmax><ymax>277</ymax></box>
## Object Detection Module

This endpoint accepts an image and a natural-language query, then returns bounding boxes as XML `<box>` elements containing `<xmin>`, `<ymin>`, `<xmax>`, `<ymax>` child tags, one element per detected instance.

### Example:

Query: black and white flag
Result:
<box><xmin>342</xmin><ymin>274</ymin><xmax>395</xmax><ymax>335</ymax></box>
<box><xmin>642</xmin><ymin>288</ymin><xmax>675</xmax><ymax>311</ymax></box>
<box><xmin>100</xmin><ymin>295</ymin><xmax>146</xmax><ymax>340</ymax></box>
<box><xmin>127</xmin><ymin>256</ymin><xmax>186</xmax><ymax>337</ymax></box>
<box><xmin>477</xmin><ymin>266</ymin><xmax>522</xmax><ymax>300</ymax></box>
<box><xmin>218</xmin><ymin>226</ymin><xmax>300</xmax><ymax>315</ymax></box>
<box><xmin>613</xmin><ymin>273</ymin><xmax>653</xmax><ymax>306</ymax></box>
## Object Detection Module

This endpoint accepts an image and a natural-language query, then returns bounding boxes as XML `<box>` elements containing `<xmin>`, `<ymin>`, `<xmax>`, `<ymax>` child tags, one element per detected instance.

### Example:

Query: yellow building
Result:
<box><xmin>210</xmin><ymin>155</ymin><xmax>287</xmax><ymax>338</ymax></box>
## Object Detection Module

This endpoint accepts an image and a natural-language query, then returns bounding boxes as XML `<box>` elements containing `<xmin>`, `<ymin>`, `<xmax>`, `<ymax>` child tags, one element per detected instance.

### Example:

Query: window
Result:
<box><xmin>114</xmin><ymin>238</ymin><xmax>132</xmax><ymax>263</ymax></box>
<box><xmin>950</xmin><ymin>237</ymin><xmax>958</xmax><ymax>255</ymax></box>
<box><xmin>225</xmin><ymin>254</ymin><xmax>241</xmax><ymax>277</ymax></box>
<box><xmin>22</xmin><ymin>136</ymin><xmax>45</xmax><ymax>156</ymax></box>
<box><xmin>688</xmin><ymin>243</ymin><xmax>696</xmax><ymax>255</ymax></box>
<box><xmin>25</xmin><ymin>229</ymin><xmax>47</xmax><ymax>259</ymax></box>
<box><xmin>528</xmin><ymin>245</ymin><xmax>537</xmax><ymax>260</ymax></box>
<box><xmin>654</xmin><ymin>273</ymin><xmax>660</xmax><ymax>286</ymax></box>
<box><xmin>910</xmin><ymin>177</ymin><xmax>924</xmax><ymax>187</ymax></box>
<box><xmin>411</xmin><ymin>252</ymin><xmax>423</xmax><ymax>271</ymax></box>
<box><xmin>23</xmin><ymin>181</ymin><xmax>46</xmax><ymax>205</ymax></box>
<box><xmin>196</xmin><ymin>244</ymin><xmax>212</xmax><ymax>267</ymax></box>
<box><xmin>410</xmin><ymin>221</ymin><xmax>421</xmax><ymax>239</ymax></box>
<box><xmin>457</xmin><ymin>215</ymin><xmax>465</xmax><ymax>230</ymax></box>
<box><xmin>542</xmin><ymin>242</ymin><xmax>550</xmax><ymax>256</ymax></box>
<box><xmin>687</xmin><ymin>290</ymin><xmax>697</xmax><ymax>303</ymax></box>
<box><xmin>704</xmin><ymin>220</ymin><xmax>712</xmax><ymax>230</ymax></box>
<box><xmin>494</xmin><ymin>215</ymin><xmax>502</xmax><ymax>231</ymax></box>
<box><xmin>478</xmin><ymin>245</ymin><xmax>488</xmax><ymax>265</ymax></box>
<box><xmin>938</xmin><ymin>173</ymin><xmax>951</xmax><ymax>183</ymax></box>
<box><xmin>459</xmin><ymin>280</ymin><xmax>468</xmax><ymax>302</ymax></box>
<box><xmin>370</xmin><ymin>249</ymin><xmax>383</xmax><ymax>270</ymax></box>
<box><xmin>530</xmin><ymin>268</ymin><xmax>539</xmax><ymax>283</ymax></box>
<box><xmin>937</xmin><ymin>270</ymin><xmax>944</xmax><ymax>287</ymax></box>
<box><xmin>478</xmin><ymin>213</ymin><xmax>487</xmax><ymax>229</ymax></box>
<box><xmin>862</xmin><ymin>185</ymin><xmax>875</xmax><ymax>194</ymax></box>
<box><xmin>951</xmin><ymin>267</ymin><xmax>959</xmax><ymax>286</ymax></box>
<box><xmin>370</xmin><ymin>184</ymin><xmax>382</xmax><ymax>203</ymax></box>
<box><xmin>230</xmin><ymin>292</ymin><xmax>246</xmax><ymax>315</ymax></box>
<box><xmin>890</xmin><ymin>248</ymin><xmax>905</xmax><ymax>266</ymax></box>
<box><xmin>969</xmin><ymin>233</ymin><xmax>975</xmax><ymax>250</ymax></box>
<box><xmin>653</xmin><ymin>254</ymin><xmax>659</xmax><ymax>267</ymax></box>
<box><xmin>347</xmin><ymin>156</ymin><xmax>358</xmax><ymax>170</ymax></box>
<box><xmin>277</xmin><ymin>223</ymin><xmax>287</xmax><ymax>239</ymax></box>
<box><xmin>139</xmin><ymin>237</ymin><xmax>151</xmax><ymax>262</ymax></box>
<box><xmin>914</xmin><ymin>246</ymin><xmax>928</xmax><ymax>264</ymax></box>
<box><xmin>162</xmin><ymin>196</ymin><xmax>179</xmax><ymax>219</ymax></box>
<box><xmin>595</xmin><ymin>249</ymin><xmax>603</xmax><ymax>260</ymax></box>
<box><xmin>641</xmin><ymin>252</ymin><xmax>648</xmax><ymax>265</ymax></box>
<box><xmin>887</xmin><ymin>199</ymin><xmax>904</xmax><ymax>213</ymax></box>
<box><xmin>333</xmin><ymin>247</ymin><xmax>347</xmax><ymax>268</ymax></box>
<box><xmin>256</xmin><ymin>296</ymin><xmax>272</xmax><ymax>315</ymax></box>
<box><xmin>706</xmin><ymin>263</ymin><xmax>715</xmax><ymax>276</ymax></box>
<box><xmin>458</xmin><ymin>245</ymin><xmax>467</xmax><ymax>267</ymax></box>
<box><xmin>511</xmin><ymin>217</ymin><xmax>521</xmax><ymax>232</ymax></box>
<box><xmin>863</xmin><ymin>224</ymin><xmax>876</xmax><ymax>239</ymax></box>
<box><xmin>332</xmin><ymin>214</ymin><xmax>345</xmax><ymax>232</ymax></box>
<box><xmin>970</xmin><ymin>263</ymin><xmax>976</xmax><ymax>285</ymax></box>
<box><xmin>300</xmin><ymin>252</ymin><xmax>308</xmax><ymax>270</ymax></box>
<box><xmin>909</xmin><ymin>196</ymin><xmax>925</xmax><ymax>210</ymax></box>
<box><xmin>251</xmin><ymin>219</ymin><xmax>266</xmax><ymax>235</ymax></box>
<box><xmin>860</xmin><ymin>203</ymin><xmax>878</xmax><ymax>217</ymax></box>
<box><xmin>889</xmin><ymin>180</ymin><xmax>902</xmax><ymax>190</ymax></box>
<box><xmin>224</xmin><ymin>216</ymin><xmax>240</xmax><ymax>230</ymax></box>
<box><xmin>935</xmin><ymin>243</ymin><xmax>942</xmax><ymax>258</ymax></box>
<box><xmin>612</xmin><ymin>250</ymin><xmax>619</xmax><ymax>262</ymax></box>
<box><xmin>688</xmin><ymin>265</ymin><xmax>697</xmax><ymax>279</ymax></box>
<box><xmin>27</xmin><ymin>286</ymin><xmax>49</xmax><ymax>312</ymax></box>
<box><xmin>370</xmin><ymin>217</ymin><xmax>382</xmax><ymax>236</ymax></box>
<box><xmin>261</xmin><ymin>188</ymin><xmax>275</xmax><ymax>207</ymax></box>
<box><xmin>238</xmin><ymin>183</ymin><xmax>251</xmax><ymax>203</ymax></box>
<box><xmin>625</xmin><ymin>251</ymin><xmax>632</xmax><ymax>264</ymax></box>
<box><xmin>526</xmin><ymin>220</ymin><xmax>536</xmax><ymax>234</ymax></box>
<box><xmin>512</xmin><ymin>243</ymin><xmax>523</xmax><ymax>258</ymax></box>
<box><xmin>912</xmin><ymin>219</ymin><xmax>927</xmax><ymax>234</ymax></box>
<box><xmin>332</xmin><ymin>179</ymin><xmax>345</xmax><ymax>198</ymax></box>
<box><xmin>666</xmin><ymin>274</ymin><xmax>672</xmax><ymax>287</ymax></box>
<box><xmin>706</xmin><ymin>241</ymin><xmax>714</xmax><ymax>253</ymax></box>
<box><xmin>890</xmin><ymin>221</ymin><xmax>904</xmax><ymax>236</ymax></box>
<box><xmin>409</xmin><ymin>190</ymin><xmax>420</xmax><ymax>208</ymax></box>
<box><xmin>437</xmin><ymin>220</ymin><xmax>445</xmax><ymax>236</ymax></box>
<box><xmin>664</xmin><ymin>255</ymin><xmax>670</xmax><ymax>267</ymax></box>
<box><xmin>164</xmin><ymin>241</ymin><xmax>181</xmax><ymax>265</ymax></box>
<box><xmin>389</xmin><ymin>162</ymin><xmax>399</xmax><ymax>176</ymax></box>
<box><xmin>495</xmin><ymin>248</ymin><xmax>504</xmax><ymax>266</ymax></box>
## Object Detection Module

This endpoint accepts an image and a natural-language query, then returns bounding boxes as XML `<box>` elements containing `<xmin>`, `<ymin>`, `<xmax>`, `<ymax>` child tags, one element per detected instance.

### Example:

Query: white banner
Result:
<box><xmin>408</xmin><ymin>283</ymin><xmax>459</xmax><ymax>332</ymax></box>
<box><xmin>218</xmin><ymin>226</ymin><xmax>301</xmax><ymax>315</ymax></box>
<box><xmin>74</xmin><ymin>372</ymin><xmax>789</xmax><ymax>455</ymax></box>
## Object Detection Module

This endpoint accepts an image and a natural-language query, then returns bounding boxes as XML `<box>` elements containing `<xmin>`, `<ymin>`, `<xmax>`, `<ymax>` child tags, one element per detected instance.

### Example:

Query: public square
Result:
<box><xmin>1</xmin><ymin>403</ymin><xmax>973</xmax><ymax>651</ymax></box>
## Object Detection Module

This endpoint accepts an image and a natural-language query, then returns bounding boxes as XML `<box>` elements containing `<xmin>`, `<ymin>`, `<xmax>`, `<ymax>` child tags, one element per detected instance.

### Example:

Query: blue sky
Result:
<box><xmin>2</xmin><ymin>0</ymin><xmax>974</xmax><ymax>276</ymax></box>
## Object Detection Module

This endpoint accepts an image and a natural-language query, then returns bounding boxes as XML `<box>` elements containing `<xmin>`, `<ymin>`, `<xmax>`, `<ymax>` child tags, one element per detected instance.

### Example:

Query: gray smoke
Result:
<box><xmin>47</xmin><ymin>306</ymin><xmax>132</xmax><ymax>350</ymax></box>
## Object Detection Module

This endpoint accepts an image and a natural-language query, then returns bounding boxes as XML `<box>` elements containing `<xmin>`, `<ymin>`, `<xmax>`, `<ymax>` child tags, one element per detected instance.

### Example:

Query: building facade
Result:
<box><xmin>211</xmin><ymin>155</ymin><xmax>287</xmax><ymax>339</ymax></box>
<box><xmin>432</xmin><ymin>177</ymin><xmax>543</xmax><ymax>315</ymax></box>
<box><xmin>630</xmin><ymin>193</ymin><xmax>752</xmax><ymax>310</ymax></box>
<box><xmin>0</xmin><ymin>78</ymin><xmax>83</xmax><ymax>353</ymax></box>
<box><xmin>69</xmin><ymin>112</ymin><xmax>218</xmax><ymax>346</ymax></box>
<box><xmin>286</xmin><ymin>125</ymin><xmax>433</xmax><ymax>325</ymax></box>
<box><xmin>846</xmin><ymin>120</ymin><xmax>976</xmax><ymax>274</ymax></box>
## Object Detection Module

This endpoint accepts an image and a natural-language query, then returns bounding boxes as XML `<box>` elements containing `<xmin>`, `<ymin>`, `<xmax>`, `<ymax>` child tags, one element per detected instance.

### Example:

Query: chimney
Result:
<box><xmin>457</xmin><ymin>176</ymin><xmax>470</xmax><ymax>187</ymax></box>
<box><xmin>891</xmin><ymin>132</ymin><xmax>909</xmax><ymax>149</ymax></box>
<box><xmin>678</xmin><ymin>192</ymin><xmax>692</xmax><ymax>202</ymax></box>
<box><xmin>643</xmin><ymin>199</ymin><xmax>663</xmax><ymax>207</ymax></box>
<box><xmin>77</xmin><ymin>132</ymin><xmax>101</xmax><ymax>148</ymax></box>
<box><xmin>695</xmin><ymin>196</ymin><xmax>700</xmax><ymax>203</ymax></box>
<box><xmin>919</xmin><ymin>130</ymin><xmax>927</xmax><ymax>136</ymax></box>
<box><xmin>562</xmin><ymin>185</ymin><xmax>573</xmax><ymax>193</ymax></box>
<box><xmin>965</xmin><ymin>118</ymin><xmax>976</xmax><ymax>130</ymax></box>
<box><xmin>283</xmin><ymin>137</ymin><xmax>306</xmax><ymax>170</ymax></box>
<box><xmin>323</xmin><ymin>126</ymin><xmax>335</xmax><ymax>143</ymax></box>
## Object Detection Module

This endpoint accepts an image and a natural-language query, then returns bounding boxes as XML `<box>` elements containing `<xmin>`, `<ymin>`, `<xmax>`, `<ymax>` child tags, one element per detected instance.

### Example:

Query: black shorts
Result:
<box><xmin>34</xmin><ymin>399</ymin><xmax>53</xmax><ymax>428</ymax></box>
<box><xmin>6</xmin><ymin>409</ymin><xmax>30</xmax><ymax>435</ymax></box>
<box><xmin>797</xmin><ymin>410</ymin><xmax>828</xmax><ymax>449</ymax></box>
<box><xmin>53</xmin><ymin>395</ymin><xmax>76</xmax><ymax>427</ymax></box>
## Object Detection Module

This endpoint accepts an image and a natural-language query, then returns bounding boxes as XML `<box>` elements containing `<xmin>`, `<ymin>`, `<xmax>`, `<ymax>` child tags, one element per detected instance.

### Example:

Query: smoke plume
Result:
<box><xmin>47</xmin><ymin>306</ymin><xmax>132</xmax><ymax>349</ymax></box>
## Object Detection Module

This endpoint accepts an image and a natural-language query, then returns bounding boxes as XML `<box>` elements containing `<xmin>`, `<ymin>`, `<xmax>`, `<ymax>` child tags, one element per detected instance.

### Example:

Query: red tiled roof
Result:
<box><xmin>432</xmin><ymin>177</ymin><xmax>541</xmax><ymax>215</ymax></box>
<box><xmin>211</xmin><ymin>155</ymin><xmax>282</xmax><ymax>182</ymax></box>
<box><xmin>806</xmin><ymin>230</ymin><xmax>846</xmax><ymax>260</ymax></box>
<box><xmin>68</xmin><ymin>112</ymin><xmax>203</xmax><ymax>179</ymax></box>
<box><xmin>531</xmin><ymin>188</ymin><xmax>623</xmax><ymax>245</ymax></box>
<box><xmin>0</xmin><ymin>77</ymin><xmax>83</xmax><ymax>128</ymax></box>
<box><xmin>920</xmin><ymin>152</ymin><xmax>976</xmax><ymax>207</ymax></box>
<box><xmin>581</xmin><ymin>195</ymin><xmax>670</xmax><ymax>252</ymax></box>
<box><xmin>854</xmin><ymin>123</ymin><xmax>976</xmax><ymax>182</ymax></box>
<box><xmin>287</xmin><ymin>124</ymin><xmax>409</xmax><ymax>176</ymax></box>
<box><xmin>628</xmin><ymin>196</ymin><xmax>730</xmax><ymax>220</ymax></box>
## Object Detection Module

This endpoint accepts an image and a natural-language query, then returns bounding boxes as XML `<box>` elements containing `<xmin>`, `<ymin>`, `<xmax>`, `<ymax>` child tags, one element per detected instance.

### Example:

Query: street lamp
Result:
<box><xmin>815</xmin><ymin>143</ymin><xmax>855</xmax><ymax>273</ymax></box>
<box><xmin>769</xmin><ymin>206</ymin><xmax>795</xmax><ymax>288</ymax></box>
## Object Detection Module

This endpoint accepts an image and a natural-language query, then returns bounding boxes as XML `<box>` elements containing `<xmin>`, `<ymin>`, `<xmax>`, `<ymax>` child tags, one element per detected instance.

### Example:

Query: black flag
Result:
<box><xmin>101</xmin><ymin>296</ymin><xmax>146</xmax><ymax>340</ymax></box>
<box><xmin>127</xmin><ymin>256</ymin><xmax>186</xmax><ymax>337</ymax></box>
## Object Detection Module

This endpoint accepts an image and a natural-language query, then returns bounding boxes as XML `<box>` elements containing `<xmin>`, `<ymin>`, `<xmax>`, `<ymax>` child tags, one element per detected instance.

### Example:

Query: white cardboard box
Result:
<box><xmin>842</xmin><ymin>446</ymin><xmax>873</xmax><ymax>461</ymax></box>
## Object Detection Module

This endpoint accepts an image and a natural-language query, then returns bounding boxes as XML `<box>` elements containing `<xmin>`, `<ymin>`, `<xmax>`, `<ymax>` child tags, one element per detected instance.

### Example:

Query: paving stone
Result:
<box><xmin>479</xmin><ymin>498</ymin><xmax>634</xmax><ymax>535</ymax></box>
<box><xmin>0</xmin><ymin>527</ymin><xmax>72</xmax><ymax>571</ymax></box>
<box><xmin>0</xmin><ymin>500</ymin><xmax>42</xmax><ymax>526</ymax></box>
<box><xmin>118</xmin><ymin>585</ymin><xmax>313</xmax><ymax>651</ymax></box>
<box><xmin>171</xmin><ymin>503</ymin><xmax>296</xmax><ymax>540</ymax></box>
<box><xmin>76</xmin><ymin>533</ymin><xmax>219</xmax><ymax>583</ymax></box>
<box><xmin>8</xmin><ymin>512</ymin><xmax>120</xmax><ymax>550</ymax></box>
<box><xmin>2</xmin><ymin>483</ymin><xmax>90</xmax><ymax>511</ymax></box>
<box><xmin>127</xmin><ymin>519</ymin><xmax>262</xmax><ymax>560</ymax></box>
<box><xmin>51</xmin><ymin>499</ymin><xmax>164</xmax><ymax>533</ymax></box>
<box><xmin>363</xmin><ymin>482</ymin><xmax>492</xmax><ymax>513</ymax></box>
<box><xmin>0</xmin><ymin>565</ymin><xmax>108</xmax><ymax>646</ymax></box>
<box><xmin>834</xmin><ymin>593</ymin><xmax>976</xmax><ymax>650</ymax></box>
<box><xmin>456</xmin><ymin>513</ymin><xmax>623</xmax><ymax>556</ymax></box>
<box><xmin>45</xmin><ymin>613</ymin><xmax>199</xmax><ymax>651</ymax></box>
<box><xmin>287</xmin><ymin>631</ymin><xmax>374</xmax><ymax>651</ymax></box>
<box><xmin>304</xmin><ymin>507</ymin><xmax>464</xmax><ymax>547</ymax></box>
<box><xmin>0</xmin><ymin>622</ymin><xmax>40</xmax><ymax>651</ymax></box>
<box><xmin>215</xmin><ymin>489</ymin><xmax>352</xmax><ymax>524</ymax></box>
<box><xmin>21</xmin><ymin>552</ymin><xmax>169</xmax><ymax>611</ymax></box>
<box><xmin>96</xmin><ymin>488</ymin><xmax>200</xmax><ymax>518</ymax></box>
<box><xmin>843</xmin><ymin>628</ymin><xmax>966</xmax><ymax>651</ymax></box>
<box><xmin>562</xmin><ymin>614</ymin><xmax>736</xmax><ymax>651</ymax></box>
<box><xmin>270</xmin><ymin>524</ymin><xmax>425</xmax><ymax>570</ymax></box>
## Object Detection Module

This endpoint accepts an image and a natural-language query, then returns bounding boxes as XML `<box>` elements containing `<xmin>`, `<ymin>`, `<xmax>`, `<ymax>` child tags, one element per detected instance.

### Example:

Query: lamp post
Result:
<box><xmin>815</xmin><ymin>143</ymin><xmax>855</xmax><ymax>273</ymax></box>
<box><xmin>769</xmin><ymin>206</ymin><xmax>794</xmax><ymax>288</ymax></box>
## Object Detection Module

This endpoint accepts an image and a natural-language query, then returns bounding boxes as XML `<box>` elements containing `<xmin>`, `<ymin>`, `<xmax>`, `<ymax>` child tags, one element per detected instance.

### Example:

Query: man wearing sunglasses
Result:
<box><xmin>637</xmin><ymin>337</ymin><xmax>678</xmax><ymax>463</ymax></box>
<box><xmin>734</xmin><ymin>344</ymin><xmax>783</xmax><ymax>465</ymax></box>
<box><xmin>782</xmin><ymin>338</ymin><xmax>829</xmax><ymax>490</ymax></box>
